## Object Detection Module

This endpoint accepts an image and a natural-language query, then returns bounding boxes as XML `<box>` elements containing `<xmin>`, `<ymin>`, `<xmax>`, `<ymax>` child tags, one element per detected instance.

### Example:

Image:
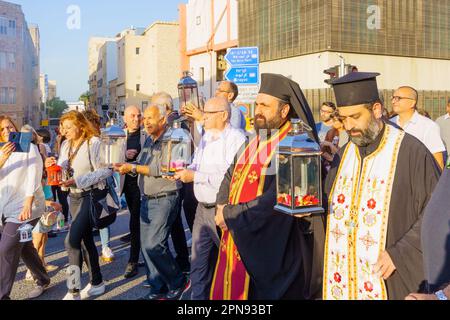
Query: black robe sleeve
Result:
<box><xmin>385</xmin><ymin>134</ymin><xmax>441</xmax><ymax>299</ymax></box>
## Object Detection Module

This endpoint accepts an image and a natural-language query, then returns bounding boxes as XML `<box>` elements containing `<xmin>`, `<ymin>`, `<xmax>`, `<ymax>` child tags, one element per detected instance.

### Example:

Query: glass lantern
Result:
<box><xmin>178</xmin><ymin>71</ymin><xmax>200</xmax><ymax>110</ymax></box>
<box><xmin>161</xmin><ymin>120</ymin><xmax>192</xmax><ymax>176</ymax></box>
<box><xmin>275</xmin><ymin>119</ymin><xmax>324</xmax><ymax>216</ymax></box>
<box><xmin>47</xmin><ymin>164</ymin><xmax>62</xmax><ymax>186</ymax></box>
<box><xmin>100</xmin><ymin>119</ymin><xmax>126</xmax><ymax>168</ymax></box>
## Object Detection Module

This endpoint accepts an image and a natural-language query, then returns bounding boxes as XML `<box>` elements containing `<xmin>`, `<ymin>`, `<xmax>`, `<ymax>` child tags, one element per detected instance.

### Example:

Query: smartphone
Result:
<box><xmin>9</xmin><ymin>132</ymin><xmax>32</xmax><ymax>153</ymax></box>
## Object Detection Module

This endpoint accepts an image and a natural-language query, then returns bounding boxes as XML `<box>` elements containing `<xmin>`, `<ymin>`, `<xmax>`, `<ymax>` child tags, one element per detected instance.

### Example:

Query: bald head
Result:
<box><xmin>392</xmin><ymin>86</ymin><xmax>418</xmax><ymax>115</ymax></box>
<box><xmin>203</xmin><ymin>97</ymin><xmax>231</xmax><ymax>131</ymax></box>
<box><xmin>124</xmin><ymin>105</ymin><xmax>142</xmax><ymax>133</ymax></box>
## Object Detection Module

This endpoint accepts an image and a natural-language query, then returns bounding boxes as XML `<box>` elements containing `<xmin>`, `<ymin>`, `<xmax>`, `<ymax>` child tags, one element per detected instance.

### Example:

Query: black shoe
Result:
<box><xmin>123</xmin><ymin>263</ymin><xmax>139</xmax><ymax>279</ymax></box>
<box><xmin>139</xmin><ymin>293</ymin><xmax>167</xmax><ymax>301</ymax></box>
<box><xmin>165</xmin><ymin>278</ymin><xmax>191</xmax><ymax>300</ymax></box>
<box><xmin>92</xmin><ymin>229</ymin><xmax>100</xmax><ymax>236</ymax></box>
<box><xmin>120</xmin><ymin>233</ymin><xmax>131</xmax><ymax>243</ymax></box>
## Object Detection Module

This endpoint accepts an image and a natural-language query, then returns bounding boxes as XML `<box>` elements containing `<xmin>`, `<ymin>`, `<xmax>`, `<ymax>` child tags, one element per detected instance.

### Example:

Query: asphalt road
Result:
<box><xmin>10</xmin><ymin>208</ymin><xmax>192</xmax><ymax>300</ymax></box>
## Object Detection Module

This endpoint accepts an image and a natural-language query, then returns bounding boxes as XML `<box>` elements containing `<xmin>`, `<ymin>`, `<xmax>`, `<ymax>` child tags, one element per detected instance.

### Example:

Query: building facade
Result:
<box><xmin>0</xmin><ymin>1</ymin><xmax>40</xmax><ymax>127</ymax></box>
<box><xmin>239</xmin><ymin>0</ymin><xmax>450</xmax><ymax>119</ymax></box>
<box><xmin>115</xmin><ymin>22</ymin><xmax>180</xmax><ymax>113</ymax></box>
<box><xmin>179</xmin><ymin>0</ymin><xmax>239</xmax><ymax>101</ymax></box>
<box><xmin>88</xmin><ymin>37</ymin><xmax>117</xmax><ymax>115</ymax></box>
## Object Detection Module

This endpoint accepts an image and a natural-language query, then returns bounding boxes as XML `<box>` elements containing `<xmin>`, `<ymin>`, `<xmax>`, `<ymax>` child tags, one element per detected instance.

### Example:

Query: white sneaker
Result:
<box><xmin>25</xmin><ymin>270</ymin><xmax>34</xmax><ymax>282</ymax></box>
<box><xmin>62</xmin><ymin>292</ymin><xmax>81</xmax><ymax>300</ymax></box>
<box><xmin>101</xmin><ymin>247</ymin><xmax>115</xmax><ymax>263</ymax></box>
<box><xmin>80</xmin><ymin>282</ymin><xmax>106</xmax><ymax>300</ymax></box>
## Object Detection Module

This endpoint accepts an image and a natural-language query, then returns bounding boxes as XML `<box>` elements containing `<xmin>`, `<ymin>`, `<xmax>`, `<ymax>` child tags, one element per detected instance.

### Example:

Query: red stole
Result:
<box><xmin>210</xmin><ymin>122</ymin><xmax>291</xmax><ymax>300</ymax></box>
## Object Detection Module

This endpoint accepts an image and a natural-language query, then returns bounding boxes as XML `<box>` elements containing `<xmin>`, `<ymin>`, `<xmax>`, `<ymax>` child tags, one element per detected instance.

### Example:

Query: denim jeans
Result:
<box><xmin>140</xmin><ymin>192</ymin><xmax>185</xmax><ymax>294</ymax></box>
<box><xmin>99</xmin><ymin>227</ymin><xmax>110</xmax><ymax>250</ymax></box>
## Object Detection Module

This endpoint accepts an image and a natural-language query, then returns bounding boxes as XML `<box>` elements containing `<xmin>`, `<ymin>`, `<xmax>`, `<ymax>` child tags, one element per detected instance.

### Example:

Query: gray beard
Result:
<box><xmin>349</xmin><ymin>119</ymin><xmax>382</xmax><ymax>147</ymax></box>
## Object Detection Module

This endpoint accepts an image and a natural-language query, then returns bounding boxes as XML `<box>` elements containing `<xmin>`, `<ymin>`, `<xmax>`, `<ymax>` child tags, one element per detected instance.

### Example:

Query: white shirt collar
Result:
<box><xmin>445</xmin><ymin>114</ymin><xmax>450</xmax><ymax>120</ymax></box>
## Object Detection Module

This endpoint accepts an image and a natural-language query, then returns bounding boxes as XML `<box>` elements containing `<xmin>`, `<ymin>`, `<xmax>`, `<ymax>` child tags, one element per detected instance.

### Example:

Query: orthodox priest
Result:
<box><xmin>323</xmin><ymin>72</ymin><xmax>441</xmax><ymax>300</ymax></box>
<box><xmin>211</xmin><ymin>73</ymin><xmax>326</xmax><ymax>300</ymax></box>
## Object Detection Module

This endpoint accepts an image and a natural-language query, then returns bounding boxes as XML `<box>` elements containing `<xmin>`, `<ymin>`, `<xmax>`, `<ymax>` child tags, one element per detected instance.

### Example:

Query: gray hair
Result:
<box><xmin>151</xmin><ymin>92</ymin><xmax>174</xmax><ymax>112</ymax></box>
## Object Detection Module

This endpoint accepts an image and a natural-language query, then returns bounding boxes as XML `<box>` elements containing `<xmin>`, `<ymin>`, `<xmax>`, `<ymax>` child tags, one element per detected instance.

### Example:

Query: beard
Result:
<box><xmin>254</xmin><ymin>113</ymin><xmax>285</xmax><ymax>135</ymax></box>
<box><xmin>348</xmin><ymin>116</ymin><xmax>382</xmax><ymax>147</ymax></box>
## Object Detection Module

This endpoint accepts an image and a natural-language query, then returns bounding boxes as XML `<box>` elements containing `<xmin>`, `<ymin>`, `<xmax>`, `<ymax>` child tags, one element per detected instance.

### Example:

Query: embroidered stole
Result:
<box><xmin>323</xmin><ymin>125</ymin><xmax>404</xmax><ymax>300</ymax></box>
<box><xmin>210</xmin><ymin>121</ymin><xmax>291</xmax><ymax>300</ymax></box>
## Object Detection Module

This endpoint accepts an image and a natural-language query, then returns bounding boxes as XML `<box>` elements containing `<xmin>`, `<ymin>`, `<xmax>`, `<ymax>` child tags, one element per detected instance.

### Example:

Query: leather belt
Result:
<box><xmin>199</xmin><ymin>202</ymin><xmax>216</xmax><ymax>209</ymax></box>
<box><xmin>143</xmin><ymin>190</ymin><xmax>179</xmax><ymax>200</ymax></box>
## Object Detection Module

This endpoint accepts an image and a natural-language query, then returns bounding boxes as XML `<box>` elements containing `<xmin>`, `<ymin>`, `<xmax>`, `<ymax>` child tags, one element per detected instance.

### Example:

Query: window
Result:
<box><xmin>8</xmin><ymin>88</ymin><xmax>16</xmax><ymax>104</ymax></box>
<box><xmin>0</xmin><ymin>52</ymin><xmax>6</xmax><ymax>69</ymax></box>
<box><xmin>199</xmin><ymin>67</ymin><xmax>205</xmax><ymax>86</ymax></box>
<box><xmin>136</xmin><ymin>47</ymin><xmax>140</xmax><ymax>55</ymax></box>
<box><xmin>142</xmin><ymin>101</ymin><xmax>148</xmax><ymax>111</ymax></box>
<box><xmin>0</xmin><ymin>87</ymin><xmax>15</xmax><ymax>104</ymax></box>
<box><xmin>0</xmin><ymin>88</ymin><xmax>7</xmax><ymax>104</ymax></box>
<box><xmin>7</xmin><ymin>52</ymin><xmax>15</xmax><ymax>69</ymax></box>
<box><xmin>136</xmin><ymin>84</ymin><xmax>140</xmax><ymax>92</ymax></box>
<box><xmin>0</xmin><ymin>17</ymin><xmax>7</xmax><ymax>35</ymax></box>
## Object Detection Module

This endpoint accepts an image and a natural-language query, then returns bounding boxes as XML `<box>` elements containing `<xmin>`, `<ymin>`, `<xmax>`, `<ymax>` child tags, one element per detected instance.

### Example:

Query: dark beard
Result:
<box><xmin>254</xmin><ymin>114</ymin><xmax>285</xmax><ymax>135</ymax></box>
<box><xmin>348</xmin><ymin>117</ymin><xmax>382</xmax><ymax>147</ymax></box>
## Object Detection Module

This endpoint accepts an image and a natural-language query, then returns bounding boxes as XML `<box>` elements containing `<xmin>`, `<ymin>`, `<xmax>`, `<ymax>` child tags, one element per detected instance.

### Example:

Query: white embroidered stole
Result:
<box><xmin>323</xmin><ymin>125</ymin><xmax>404</xmax><ymax>300</ymax></box>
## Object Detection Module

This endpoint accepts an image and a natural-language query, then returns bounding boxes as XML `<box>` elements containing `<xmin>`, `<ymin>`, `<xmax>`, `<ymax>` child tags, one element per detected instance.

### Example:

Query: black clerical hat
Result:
<box><xmin>258</xmin><ymin>73</ymin><xmax>319</xmax><ymax>142</ymax></box>
<box><xmin>330</xmin><ymin>72</ymin><xmax>381</xmax><ymax>107</ymax></box>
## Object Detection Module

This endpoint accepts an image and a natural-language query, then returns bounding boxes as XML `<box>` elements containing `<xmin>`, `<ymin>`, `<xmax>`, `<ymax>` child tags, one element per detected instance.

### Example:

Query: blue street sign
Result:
<box><xmin>225</xmin><ymin>66</ymin><xmax>259</xmax><ymax>85</ymax></box>
<box><xmin>225</xmin><ymin>47</ymin><xmax>259</xmax><ymax>66</ymax></box>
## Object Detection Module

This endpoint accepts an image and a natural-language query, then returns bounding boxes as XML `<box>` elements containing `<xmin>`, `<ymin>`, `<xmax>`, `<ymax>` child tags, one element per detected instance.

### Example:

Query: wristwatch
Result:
<box><xmin>435</xmin><ymin>290</ymin><xmax>448</xmax><ymax>300</ymax></box>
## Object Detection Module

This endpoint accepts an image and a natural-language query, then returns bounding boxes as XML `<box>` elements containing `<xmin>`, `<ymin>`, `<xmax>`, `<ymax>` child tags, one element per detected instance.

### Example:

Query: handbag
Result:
<box><xmin>86</xmin><ymin>140</ymin><xmax>119</xmax><ymax>230</ymax></box>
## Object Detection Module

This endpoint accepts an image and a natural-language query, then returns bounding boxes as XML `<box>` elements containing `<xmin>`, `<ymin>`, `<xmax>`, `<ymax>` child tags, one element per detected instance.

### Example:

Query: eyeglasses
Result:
<box><xmin>203</xmin><ymin>110</ymin><xmax>226</xmax><ymax>115</ymax></box>
<box><xmin>215</xmin><ymin>89</ymin><xmax>230</xmax><ymax>94</ymax></box>
<box><xmin>391</xmin><ymin>96</ymin><xmax>416</xmax><ymax>103</ymax></box>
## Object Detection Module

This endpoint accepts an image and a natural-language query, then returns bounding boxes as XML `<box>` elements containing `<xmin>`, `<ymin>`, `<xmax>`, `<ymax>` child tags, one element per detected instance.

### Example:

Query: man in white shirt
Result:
<box><xmin>174</xmin><ymin>97</ymin><xmax>246</xmax><ymax>300</ymax></box>
<box><xmin>391</xmin><ymin>86</ymin><xmax>445</xmax><ymax>169</ymax></box>
<box><xmin>435</xmin><ymin>99</ymin><xmax>450</xmax><ymax>160</ymax></box>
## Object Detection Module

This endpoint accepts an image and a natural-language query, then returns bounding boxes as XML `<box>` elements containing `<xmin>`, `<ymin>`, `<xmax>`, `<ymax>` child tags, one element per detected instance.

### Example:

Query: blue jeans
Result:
<box><xmin>140</xmin><ymin>193</ymin><xmax>184</xmax><ymax>294</ymax></box>
<box><xmin>99</xmin><ymin>227</ymin><xmax>110</xmax><ymax>250</ymax></box>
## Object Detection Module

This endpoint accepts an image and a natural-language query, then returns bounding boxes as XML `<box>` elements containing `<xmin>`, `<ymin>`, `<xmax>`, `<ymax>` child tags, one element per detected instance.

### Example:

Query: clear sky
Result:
<box><xmin>13</xmin><ymin>0</ymin><xmax>184</xmax><ymax>102</ymax></box>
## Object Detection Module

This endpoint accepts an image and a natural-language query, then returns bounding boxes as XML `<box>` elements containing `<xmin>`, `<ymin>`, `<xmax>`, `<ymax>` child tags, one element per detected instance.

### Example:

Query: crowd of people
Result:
<box><xmin>0</xmin><ymin>72</ymin><xmax>449</xmax><ymax>301</ymax></box>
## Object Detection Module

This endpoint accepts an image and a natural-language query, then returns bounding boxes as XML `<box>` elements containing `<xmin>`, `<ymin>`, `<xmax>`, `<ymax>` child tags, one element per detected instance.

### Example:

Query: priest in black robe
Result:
<box><xmin>211</xmin><ymin>73</ymin><xmax>326</xmax><ymax>300</ymax></box>
<box><xmin>323</xmin><ymin>72</ymin><xmax>441</xmax><ymax>300</ymax></box>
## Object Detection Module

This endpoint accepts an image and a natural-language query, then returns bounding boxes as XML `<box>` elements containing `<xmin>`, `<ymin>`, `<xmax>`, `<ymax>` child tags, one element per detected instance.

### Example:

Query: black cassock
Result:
<box><xmin>217</xmin><ymin>148</ymin><xmax>326</xmax><ymax>300</ymax></box>
<box><xmin>324</xmin><ymin>124</ymin><xmax>441</xmax><ymax>300</ymax></box>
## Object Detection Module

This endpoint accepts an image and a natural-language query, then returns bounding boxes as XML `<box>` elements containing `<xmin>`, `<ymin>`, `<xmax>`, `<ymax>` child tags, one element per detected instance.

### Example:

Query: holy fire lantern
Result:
<box><xmin>275</xmin><ymin>119</ymin><xmax>324</xmax><ymax>216</ymax></box>
<box><xmin>178</xmin><ymin>71</ymin><xmax>200</xmax><ymax>110</ymax></box>
<box><xmin>47</xmin><ymin>164</ymin><xmax>63</xmax><ymax>186</ymax></box>
<box><xmin>100</xmin><ymin>119</ymin><xmax>126</xmax><ymax>168</ymax></box>
<box><xmin>161</xmin><ymin>120</ymin><xmax>192</xmax><ymax>177</ymax></box>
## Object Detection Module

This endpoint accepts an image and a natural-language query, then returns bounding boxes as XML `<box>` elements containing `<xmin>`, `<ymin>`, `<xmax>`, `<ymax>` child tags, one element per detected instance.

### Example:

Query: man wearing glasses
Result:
<box><xmin>316</xmin><ymin>102</ymin><xmax>337</xmax><ymax>142</ymax></box>
<box><xmin>391</xmin><ymin>86</ymin><xmax>445</xmax><ymax>170</ymax></box>
<box><xmin>215</xmin><ymin>81</ymin><xmax>247</xmax><ymax>131</ymax></box>
<box><xmin>173</xmin><ymin>97</ymin><xmax>245</xmax><ymax>300</ymax></box>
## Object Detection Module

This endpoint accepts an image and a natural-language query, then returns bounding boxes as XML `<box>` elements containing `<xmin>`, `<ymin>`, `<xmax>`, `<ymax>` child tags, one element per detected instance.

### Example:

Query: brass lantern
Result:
<box><xmin>100</xmin><ymin>119</ymin><xmax>126</xmax><ymax>168</ymax></box>
<box><xmin>161</xmin><ymin>120</ymin><xmax>192</xmax><ymax>176</ymax></box>
<box><xmin>275</xmin><ymin>119</ymin><xmax>324</xmax><ymax>215</ymax></box>
<box><xmin>178</xmin><ymin>71</ymin><xmax>200</xmax><ymax>109</ymax></box>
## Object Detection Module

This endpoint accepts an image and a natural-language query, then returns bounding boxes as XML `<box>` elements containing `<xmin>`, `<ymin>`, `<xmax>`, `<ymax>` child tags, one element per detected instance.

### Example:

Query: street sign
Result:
<box><xmin>225</xmin><ymin>47</ymin><xmax>259</xmax><ymax>66</ymax></box>
<box><xmin>41</xmin><ymin>120</ymin><xmax>49</xmax><ymax>127</ymax></box>
<box><xmin>235</xmin><ymin>85</ymin><xmax>259</xmax><ymax>104</ymax></box>
<box><xmin>225</xmin><ymin>66</ymin><xmax>259</xmax><ymax>85</ymax></box>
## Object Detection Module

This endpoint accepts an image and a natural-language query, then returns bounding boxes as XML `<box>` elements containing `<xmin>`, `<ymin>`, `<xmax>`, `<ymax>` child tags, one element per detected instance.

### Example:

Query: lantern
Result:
<box><xmin>160</xmin><ymin>120</ymin><xmax>192</xmax><ymax>176</ymax></box>
<box><xmin>100</xmin><ymin>119</ymin><xmax>126</xmax><ymax>168</ymax></box>
<box><xmin>18</xmin><ymin>224</ymin><xmax>33</xmax><ymax>243</ymax></box>
<box><xmin>47</xmin><ymin>164</ymin><xmax>63</xmax><ymax>186</ymax></box>
<box><xmin>275</xmin><ymin>119</ymin><xmax>324</xmax><ymax>216</ymax></box>
<box><xmin>178</xmin><ymin>71</ymin><xmax>200</xmax><ymax>110</ymax></box>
